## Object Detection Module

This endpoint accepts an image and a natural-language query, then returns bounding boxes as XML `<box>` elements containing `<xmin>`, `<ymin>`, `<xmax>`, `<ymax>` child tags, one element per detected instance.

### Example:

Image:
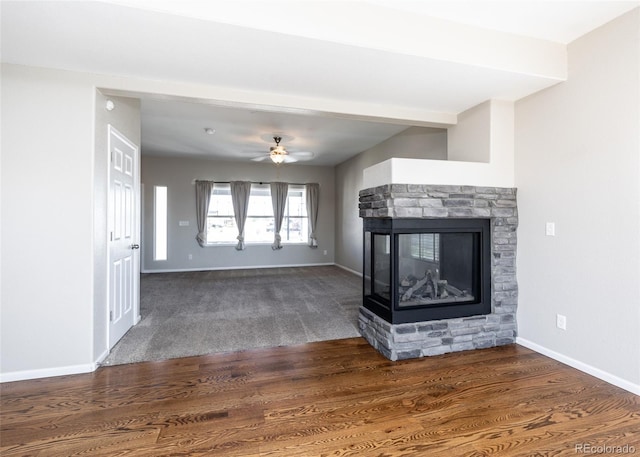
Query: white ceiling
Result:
<box><xmin>2</xmin><ymin>1</ymin><xmax>638</xmax><ymax>166</ymax></box>
<box><xmin>141</xmin><ymin>98</ymin><xmax>410</xmax><ymax>166</ymax></box>
<box><xmin>371</xmin><ymin>0</ymin><xmax>638</xmax><ymax>43</ymax></box>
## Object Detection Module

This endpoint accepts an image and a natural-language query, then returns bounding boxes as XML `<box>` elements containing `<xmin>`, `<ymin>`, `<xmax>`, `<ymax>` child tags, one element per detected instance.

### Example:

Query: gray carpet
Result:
<box><xmin>102</xmin><ymin>265</ymin><xmax>362</xmax><ymax>366</ymax></box>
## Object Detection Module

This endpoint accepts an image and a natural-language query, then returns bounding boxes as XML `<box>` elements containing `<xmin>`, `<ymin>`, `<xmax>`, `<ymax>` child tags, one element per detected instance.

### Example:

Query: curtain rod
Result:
<box><xmin>194</xmin><ymin>180</ymin><xmax>316</xmax><ymax>186</ymax></box>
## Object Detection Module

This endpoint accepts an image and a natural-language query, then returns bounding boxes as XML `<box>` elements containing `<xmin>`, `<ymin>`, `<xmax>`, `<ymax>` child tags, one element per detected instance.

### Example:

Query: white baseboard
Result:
<box><xmin>516</xmin><ymin>337</ymin><xmax>640</xmax><ymax>396</ymax></box>
<box><xmin>1</xmin><ymin>348</ymin><xmax>114</xmax><ymax>384</ymax></box>
<box><xmin>0</xmin><ymin>363</ymin><xmax>97</xmax><ymax>383</ymax></box>
<box><xmin>141</xmin><ymin>262</ymin><xmax>335</xmax><ymax>274</ymax></box>
<box><xmin>334</xmin><ymin>263</ymin><xmax>363</xmax><ymax>277</ymax></box>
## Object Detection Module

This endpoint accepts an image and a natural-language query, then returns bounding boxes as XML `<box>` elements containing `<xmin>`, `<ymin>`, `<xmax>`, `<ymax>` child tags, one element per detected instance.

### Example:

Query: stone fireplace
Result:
<box><xmin>358</xmin><ymin>184</ymin><xmax>518</xmax><ymax>361</ymax></box>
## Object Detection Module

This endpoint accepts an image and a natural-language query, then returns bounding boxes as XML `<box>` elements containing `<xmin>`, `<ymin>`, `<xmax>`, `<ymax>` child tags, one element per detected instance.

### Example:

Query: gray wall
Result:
<box><xmin>141</xmin><ymin>156</ymin><xmax>335</xmax><ymax>271</ymax></box>
<box><xmin>515</xmin><ymin>8</ymin><xmax>640</xmax><ymax>387</ymax></box>
<box><xmin>448</xmin><ymin>101</ymin><xmax>491</xmax><ymax>163</ymax></box>
<box><xmin>335</xmin><ymin>127</ymin><xmax>448</xmax><ymax>273</ymax></box>
<box><xmin>2</xmin><ymin>64</ymin><xmax>98</xmax><ymax>378</ymax></box>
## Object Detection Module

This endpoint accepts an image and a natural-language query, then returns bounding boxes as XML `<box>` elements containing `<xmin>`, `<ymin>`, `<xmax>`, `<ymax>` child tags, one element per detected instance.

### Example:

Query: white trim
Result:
<box><xmin>141</xmin><ymin>262</ymin><xmax>335</xmax><ymax>274</ymax></box>
<box><xmin>1</xmin><ymin>363</ymin><xmax>97</xmax><ymax>383</ymax></box>
<box><xmin>516</xmin><ymin>337</ymin><xmax>640</xmax><ymax>396</ymax></box>
<box><xmin>95</xmin><ymin>348</ymin><xmax>109</xmax><ymax>366</ymax></box>
<box><xmin>335</xmin><ymin>263</ymin><xmax>362</xmax><ymax>277</ymax></box>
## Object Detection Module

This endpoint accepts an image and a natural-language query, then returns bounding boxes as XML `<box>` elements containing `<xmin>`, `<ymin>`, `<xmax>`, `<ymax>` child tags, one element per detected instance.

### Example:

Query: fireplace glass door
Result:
<box><xmin>363</xmin><ymin>218</ymin><xmax>490</xmax><ymax>324</ymax></box>
<box><xmin>397</xmin><ymin>232</ymin><xmax>478</xmax><ymax>308</ymax></box>
<box><xmin>372</xmin><ymin>234</ymin><xmax>391</xmax><ymax>301</ymax></box>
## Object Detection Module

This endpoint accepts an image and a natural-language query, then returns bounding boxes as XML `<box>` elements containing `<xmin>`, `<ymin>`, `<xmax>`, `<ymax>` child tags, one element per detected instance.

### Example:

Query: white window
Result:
<box><xmin>153</xmin><ymin>185</ymin><xmax>168</xmax><ymax>261</ymax></box>
<box><xmin>206</xmin><ymin>184</ymin><xmax>236</xmax><ymax>244</ymax></box>
<box><xmin>244</xmin><ymin>184</ymin><xmax>274</xmax><ymax>243</ymax></box>
<box><xmin>206</xmin><ymin>184</ymin><xmax>308</xmax><ymax>245</ymax></box>
<box><xmin>281</xmin><ymin>186</ymin><xmax>308</xmax><ymax>244</ymax></box>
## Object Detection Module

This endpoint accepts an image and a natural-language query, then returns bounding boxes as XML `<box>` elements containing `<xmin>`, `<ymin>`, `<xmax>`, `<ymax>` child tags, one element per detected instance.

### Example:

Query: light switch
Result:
<box><xmin>179</xmin><ymin>220</ymin><xmax>189</xmax><ymax>227</ymax></box>
<box><xmin>545</xmin><ymin>222</ymin><xmax>555</xmax><ymax>236</ymax></box>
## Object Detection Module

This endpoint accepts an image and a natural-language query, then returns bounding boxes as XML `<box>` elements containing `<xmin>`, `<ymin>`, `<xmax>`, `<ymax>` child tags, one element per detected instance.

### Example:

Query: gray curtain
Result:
<box><xmin>270</xmin><ymin>182</ymin><xmax>288</xmax><ymax>250</ymax></box>
<box><xmin>305</xmin><ymin>183</ymin><xmax>319</xmax><ymax>248</ymax></box>
<box><xmin>231</xmin><ymin>181</ymin><xmax>252</xmax><ymax>250</ymax></box>
<box><xmin>195</xmin><ymin>180</ymin><xmax>215</xmax><ymax>247</ymax></box>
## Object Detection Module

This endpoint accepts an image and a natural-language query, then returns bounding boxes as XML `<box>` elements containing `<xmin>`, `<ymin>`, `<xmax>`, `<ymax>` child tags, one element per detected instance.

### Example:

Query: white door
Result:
<box><xmin>108</xmin><ymin>125</ymin><xmax>140</xmax><ymax>349</ymax></box>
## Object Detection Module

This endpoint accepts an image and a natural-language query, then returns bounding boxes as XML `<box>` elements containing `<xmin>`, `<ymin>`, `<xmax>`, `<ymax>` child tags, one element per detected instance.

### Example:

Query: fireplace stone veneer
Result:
<box><xmin>358</xmin><ymin>184</ymin><xmax>518</xmax><ymax>361</ymax></box>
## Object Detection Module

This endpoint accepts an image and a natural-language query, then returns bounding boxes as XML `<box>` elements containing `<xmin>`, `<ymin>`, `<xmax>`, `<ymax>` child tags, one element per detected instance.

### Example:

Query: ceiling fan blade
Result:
<box><xmin>290</xmin><ymin>151</ymin><xmax>314</xmax><ymax>158</ymax></box>
<box><xmin>245</xmin><ymin>137</ymin><xmax>309</xmax><ymax>164</ymax></box>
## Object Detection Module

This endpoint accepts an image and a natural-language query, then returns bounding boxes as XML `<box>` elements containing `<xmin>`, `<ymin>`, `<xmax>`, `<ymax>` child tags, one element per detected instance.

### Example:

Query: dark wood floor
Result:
<box><xmin>1</xmin><ymin>338</ymin><xmax>639</xmax><ymax>456</ymax></box>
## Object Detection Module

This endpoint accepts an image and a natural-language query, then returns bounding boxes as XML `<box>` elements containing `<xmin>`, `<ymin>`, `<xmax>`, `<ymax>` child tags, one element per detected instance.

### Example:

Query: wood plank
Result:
<box><xmin>1</xmin><ymin>338</ymin><xmax>638</xmax><ymax>456</ymax></box>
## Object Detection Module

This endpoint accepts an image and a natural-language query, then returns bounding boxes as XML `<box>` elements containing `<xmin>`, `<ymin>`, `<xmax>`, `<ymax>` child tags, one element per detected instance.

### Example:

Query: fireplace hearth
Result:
<box><xmin>358</xmin><ymin>184</ymin><xmax>518</xmax><ymax>361</ymax></box>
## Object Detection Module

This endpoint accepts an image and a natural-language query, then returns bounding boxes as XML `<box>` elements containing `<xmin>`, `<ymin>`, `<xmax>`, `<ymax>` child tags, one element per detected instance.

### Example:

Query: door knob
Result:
<box><xmin>131</xmin><ymin>244</ymin><xmax>140</xmax><ymax>250</ymax></box>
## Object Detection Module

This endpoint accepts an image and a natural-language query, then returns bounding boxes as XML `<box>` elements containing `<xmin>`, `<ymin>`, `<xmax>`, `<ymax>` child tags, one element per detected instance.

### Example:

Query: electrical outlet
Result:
<box><xmin>188</xmin><ymin>254</ymin><xmax>193</xmax><ymax>260</ymax></box>
<box><xmin>323</xmin><ymin>250</ymin><xmax>327</xmax><ymax>255</ymax></box>
<box><xmin>556</xmin><ymin>314</ymin><xmax>567</xmax><ymax>330</ymax></box>
<box><xmin>545</xmin><ymin>222</ymin><xmax>556</xmax><ymax>236</ymax></box>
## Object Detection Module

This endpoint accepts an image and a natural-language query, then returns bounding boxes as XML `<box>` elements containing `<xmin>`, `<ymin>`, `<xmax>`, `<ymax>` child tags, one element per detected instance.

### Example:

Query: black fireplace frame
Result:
<box><xmin>363</xmin><ymin>218</ymin><xmax>492</xmax><ymax>324</ymax></box>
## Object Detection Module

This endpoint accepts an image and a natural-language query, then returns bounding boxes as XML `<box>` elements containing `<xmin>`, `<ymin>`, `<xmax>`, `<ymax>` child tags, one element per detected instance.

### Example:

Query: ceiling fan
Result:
<box><xmin>250</xmin><ymin>136</ymin><xmax>314</xmax><ymax>164</ymax></box>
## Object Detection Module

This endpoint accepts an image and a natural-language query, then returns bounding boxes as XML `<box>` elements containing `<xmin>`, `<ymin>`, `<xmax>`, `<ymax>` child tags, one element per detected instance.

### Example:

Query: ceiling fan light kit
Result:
<box><xmin>270</xmin><ymin>150</ymin><xmax>286</xmax><ymax>164</ymax></box>
<box><xmin>270</xmin><ymin>136</ymin><xmax>287</xmax><ymax>164</ymax></box>
<box><xmin>248</xmin><ymin>135</ymin><xmax>312</xmax><ymax>164</ymax></box>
